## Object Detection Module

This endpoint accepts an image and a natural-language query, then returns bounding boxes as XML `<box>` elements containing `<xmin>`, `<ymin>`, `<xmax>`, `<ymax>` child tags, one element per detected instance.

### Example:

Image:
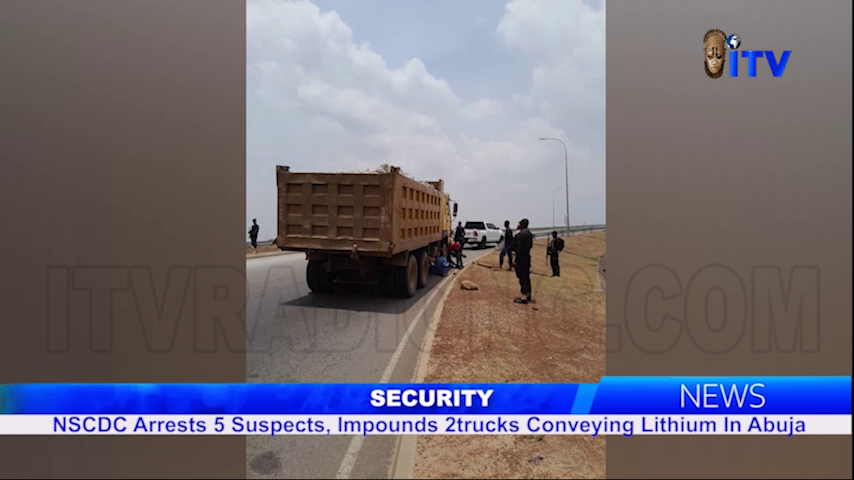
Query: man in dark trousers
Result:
<box><xmin>448</xmin><ymin>240</ymin><xmax>464</xmax><ymax>269</ymax></box>
<box><xmin>453</xmin><ymin>221</ymin><xmax>465</xmax><ymax>245</ymax></box>
<box><xmin>513</xmin><ymin>218</ymin><xmax>534</xmax><ymax>304</ymax></box>
<box><xmin>547</xmin><ymin>230</ymin><xmax>565</xmax><ymax>277</ymax></box>
<box><xmin>248</xmin><ymin>219</ymin><xmax>259</xmax><ymax>249</ymax></box>
<box><xmin>450</xmin><ymin>221</ymin><xmax>466</xmax><ymax>268</ymax></box>
<box><xmin>499</xmin><ymin>220</ymin><xmax>514</xmax><ymax>270</ymax></box>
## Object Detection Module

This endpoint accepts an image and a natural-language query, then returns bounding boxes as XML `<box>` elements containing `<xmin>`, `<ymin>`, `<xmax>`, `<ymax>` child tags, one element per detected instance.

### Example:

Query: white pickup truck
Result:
<box><xmin>463</xmin><ymin>221</ymin><xmax>503</xmax><ymax>249</ymax></box>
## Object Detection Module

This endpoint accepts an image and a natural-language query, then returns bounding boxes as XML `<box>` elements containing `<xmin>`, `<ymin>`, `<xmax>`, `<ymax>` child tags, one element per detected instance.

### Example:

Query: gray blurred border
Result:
<box><xmin>0</xmin><ymin>0</ymin><xmax>246</xmax><ymax>477</ymax></box>
<box><xmin>607</xmin><ymin>0</ymin><xmax>851</xmax><ymax>477</ymax></box>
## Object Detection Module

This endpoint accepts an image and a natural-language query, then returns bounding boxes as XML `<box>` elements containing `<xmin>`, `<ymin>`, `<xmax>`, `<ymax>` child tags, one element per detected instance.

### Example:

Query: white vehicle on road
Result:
<box><xmin>463</xmin><ymin>221</ymin><xmax>503</xmax><ymax>249</ymax></box>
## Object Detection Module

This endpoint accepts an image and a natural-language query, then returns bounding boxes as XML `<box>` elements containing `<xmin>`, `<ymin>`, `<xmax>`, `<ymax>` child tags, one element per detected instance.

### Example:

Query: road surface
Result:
<box><xmin>245</xmin><ymin>246</ymin><xmax>495</xmax><ymax>479</ymax></box>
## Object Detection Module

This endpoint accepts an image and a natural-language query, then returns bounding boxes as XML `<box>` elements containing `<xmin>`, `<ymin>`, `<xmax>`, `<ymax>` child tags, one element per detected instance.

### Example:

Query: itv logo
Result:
<box><xmin>704</xmin><ymin>29</ymin><xmax>791</xmax><ymax>78</ymax></box>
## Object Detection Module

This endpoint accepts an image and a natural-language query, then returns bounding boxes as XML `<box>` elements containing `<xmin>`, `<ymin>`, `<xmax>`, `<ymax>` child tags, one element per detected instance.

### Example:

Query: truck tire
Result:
<box><xmin>416</xmin><ymin>250</ymin><xmax>430</xmax><ymax>289</ymax></box>
<box><xmin>395</xmin><ymin>254</ymin><xmax>418</xmax><ymax>298</ymax></box>
<box><xmin>306</xmin><ymin>260</ymin><xmax>332</xmax><ymax>293</ymax></box>
<box><xmin>479</xmin><ymin>236</ymin><xmax>487</xmax><ymax>249</ymax></box>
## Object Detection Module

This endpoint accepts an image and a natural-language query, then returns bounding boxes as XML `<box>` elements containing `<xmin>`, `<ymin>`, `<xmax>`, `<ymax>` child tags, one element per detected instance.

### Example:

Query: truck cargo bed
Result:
<box><xmin>276</xmin><ymin>166</ymin><xmax>444</xmax><ymax>257</ymax></box>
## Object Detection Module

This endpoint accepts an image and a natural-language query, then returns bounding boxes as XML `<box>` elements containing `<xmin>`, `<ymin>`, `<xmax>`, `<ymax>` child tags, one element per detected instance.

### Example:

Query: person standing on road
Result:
<box><xmin>249</xmin><ymin>219</ymin><xmax>259</xmax><ymax>250</ymax></box>
<box><xmin>547</xmin><ymin>230</ymin><xmax>565</xmax><ymax>277</ymax></box>
<box><xmin>449</xmin><ymin>240</ymin><xmax>464</xmax><ymax>269</ymax></box>
<box><xmin>499</xmin><ymin>220</ymin><xmax>514</xmax><ymax>270</ymax></box>
<box><xmin>453</xmin><ymin>221</ymin><xmax>465</xmax><ymax>245</ymax></box>
<box><xmin>448</xmin><ymin>222</ymin><xmax>466</xmax><ymax>268</ymax></box>
<box><xmin>513</xmin><ymin>218</ymin><xmax>534</xmax><ymax>304</ymax></box>
<box><xmin>454</xmin><ymin>222</ymin><xmax>467</xmax><ymax>254</ymax></box>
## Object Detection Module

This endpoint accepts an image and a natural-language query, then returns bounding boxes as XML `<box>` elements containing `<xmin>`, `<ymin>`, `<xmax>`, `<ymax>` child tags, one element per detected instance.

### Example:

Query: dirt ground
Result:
<box><xmin>413</xmin><ymin>232</ymin><xmax>606</xmax><ymax>479</ymax></box>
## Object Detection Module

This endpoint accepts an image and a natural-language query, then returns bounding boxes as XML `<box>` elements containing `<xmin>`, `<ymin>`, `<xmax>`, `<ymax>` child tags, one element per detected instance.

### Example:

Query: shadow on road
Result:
<box><xmin>279</xmin><ymin>273</ymin><xmax>449</xmax><ymax>314</ymax></box>
<box><xmin>277</xmin><ymin>244</ymin><xmax>491</xmax><ymax>314</ymax></box>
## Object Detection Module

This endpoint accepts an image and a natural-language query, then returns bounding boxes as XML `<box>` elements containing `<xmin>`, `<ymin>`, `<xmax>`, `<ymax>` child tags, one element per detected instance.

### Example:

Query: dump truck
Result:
<box><xmin>275</xmin><ymin>165</ymin><xmax>457</xmax><ymax>297</ymax></box>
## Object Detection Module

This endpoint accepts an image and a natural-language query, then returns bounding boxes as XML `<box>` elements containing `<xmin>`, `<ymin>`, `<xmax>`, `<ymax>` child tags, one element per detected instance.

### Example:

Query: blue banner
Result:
<box><xmin>1</xmin><ymin>377</ymin><xmax>849</xmax><ymax>415</ymax></box>
<box><xmin>590</xmin><ymin>377</ymin><xmax>851</xmax><ymax>414</ymax></box>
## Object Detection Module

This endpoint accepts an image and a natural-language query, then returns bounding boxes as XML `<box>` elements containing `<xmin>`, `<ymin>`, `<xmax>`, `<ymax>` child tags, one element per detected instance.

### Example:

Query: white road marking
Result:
<box><xmin>335</xmin><ymin>435</ymin><xmax>367</xmax><ymax>480</ymax></box>
<box><xmin>335</xmin><ymin>254</ymin><xmax>477</xmax><ymax>479</ymax></box>
<box><xmin>376</xmin><ymin>271</ymin><xmax>454</xmax><ymax>383</ymax></box>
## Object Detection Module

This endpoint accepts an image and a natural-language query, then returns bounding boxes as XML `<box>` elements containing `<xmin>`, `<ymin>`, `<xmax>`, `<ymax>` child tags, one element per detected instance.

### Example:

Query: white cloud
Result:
<box><xmin>497</xmin><ymin>0</ymin><xmax>605</xmax><ymax>64</ymax></box>
<box><xmin>304</xmin><ymin>114</ymin><xmax>350</xmax><ymax>137</ymax></box>
<box><xmin>498</xmin><ymin>0</ymin><xmax>606</xmax><ymax>128</ymax></box>
<box><xmin>459</xmin><ymin>99</ymin><xmax>502</xmax><ymax>121</ymax></box>
<box><xmin>246</xmin><ymin>0</ymin><xmax>605</xmax><ymax>234</ymax></box>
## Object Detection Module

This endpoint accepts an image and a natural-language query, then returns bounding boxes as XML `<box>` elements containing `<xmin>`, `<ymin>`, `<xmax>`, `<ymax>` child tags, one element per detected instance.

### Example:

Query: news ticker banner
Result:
<box><xmin>0</xmin><ymin>377</ymin><xmax>849</xmax><ymax>436</ymax></box>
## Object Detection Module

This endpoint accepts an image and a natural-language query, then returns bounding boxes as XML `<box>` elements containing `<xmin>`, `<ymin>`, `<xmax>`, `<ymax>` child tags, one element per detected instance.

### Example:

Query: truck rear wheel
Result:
<box><xmin>479</xmin><ymin>236</ymin><xmax>487</xmax><ymax>249</ymax></box>
<box><xmin>395</xmin><ymin>254</ymin><xmax>418</xmax><ymax>298</ymax></box>
<box><xmin>306</xmin><ymin>260</ymin><xmax>332</xmax><ymax>293</ymax></box>
<box><xmin>416</xmin><ymin>250</ymin><xmax>430</xmax><ymax>289</ymax></box>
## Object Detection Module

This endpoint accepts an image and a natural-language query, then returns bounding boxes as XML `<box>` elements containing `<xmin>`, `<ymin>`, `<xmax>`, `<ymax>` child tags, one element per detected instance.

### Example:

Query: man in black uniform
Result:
<box><xmin>547</xmin><ymin>230</ymin><xmax>565</xmax><ymax>277</ymax></box>
<box><xmin>453</xmin><ymin>222</ymin><xmax>465</xmax><ymax>244</ymax></box>
<box><xmin>513</xmin><ymin>218</ymin><xmax>534</xmax><ymax>304</ymax></box>
<box><xmin>499</xmin><ymin>220</ymin><xmax>514</xmax><ymax>270</ymax></box>
<box><xmin>248</xmin><ymin>219</ymin><xmax>260</xmax><ymax>249</ymax></box>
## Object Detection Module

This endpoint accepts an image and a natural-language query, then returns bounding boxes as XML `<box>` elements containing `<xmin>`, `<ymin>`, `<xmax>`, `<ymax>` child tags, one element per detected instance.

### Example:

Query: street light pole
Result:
<box><xmin>540</xmin><ymin>137</ymin><xmax>569</xmax><ymax>232</ymax></box>
<box><xmin>552</xmin><ymin>186</ymin><xmax>562</xmax><ymax>228</ymax></box>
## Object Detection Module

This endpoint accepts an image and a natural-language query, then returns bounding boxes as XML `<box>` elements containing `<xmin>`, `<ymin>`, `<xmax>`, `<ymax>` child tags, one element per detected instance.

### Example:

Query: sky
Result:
<box><xmin>247</xmin><ymin>0</ymin><xmax>605</xmax><ymax>240</ymax></box>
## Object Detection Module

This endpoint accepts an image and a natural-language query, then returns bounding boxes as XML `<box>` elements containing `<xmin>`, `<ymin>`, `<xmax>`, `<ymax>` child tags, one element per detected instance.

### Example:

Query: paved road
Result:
<box><xmin>245</xmin><ymin>246</ymin><xmax>495</xmax><ymax>479</ymax></box>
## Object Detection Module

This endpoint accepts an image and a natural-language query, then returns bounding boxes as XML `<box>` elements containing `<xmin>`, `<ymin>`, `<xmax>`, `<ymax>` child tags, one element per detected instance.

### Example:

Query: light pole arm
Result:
<box><xmin>540</xmin><ymin>137</ymin><xmax>570</xmax><ymax>231</ymax></box>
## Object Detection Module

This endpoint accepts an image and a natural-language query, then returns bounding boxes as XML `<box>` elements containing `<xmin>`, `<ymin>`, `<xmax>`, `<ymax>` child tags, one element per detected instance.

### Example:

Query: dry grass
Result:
<box><xmin>413</xmin><ymin>232</ymin><xmax>606</xmax><ymax>479</ymax></box>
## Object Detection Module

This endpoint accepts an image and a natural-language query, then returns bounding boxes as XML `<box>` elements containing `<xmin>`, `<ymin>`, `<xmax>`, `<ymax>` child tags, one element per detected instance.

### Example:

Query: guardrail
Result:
<box><xmin>529</xmin><ymin>224</ymin><xmax>606</xmax><ymax>238</ymax></box>
<box><xmin>496</xmin><ymin>224</ymin><xmax>605</xmax><ymax>248</ymax></box>
<box><xmin>247</xmin><ymin>225</ymin><xmax>606</xmax><ymax>247</ymax></box>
